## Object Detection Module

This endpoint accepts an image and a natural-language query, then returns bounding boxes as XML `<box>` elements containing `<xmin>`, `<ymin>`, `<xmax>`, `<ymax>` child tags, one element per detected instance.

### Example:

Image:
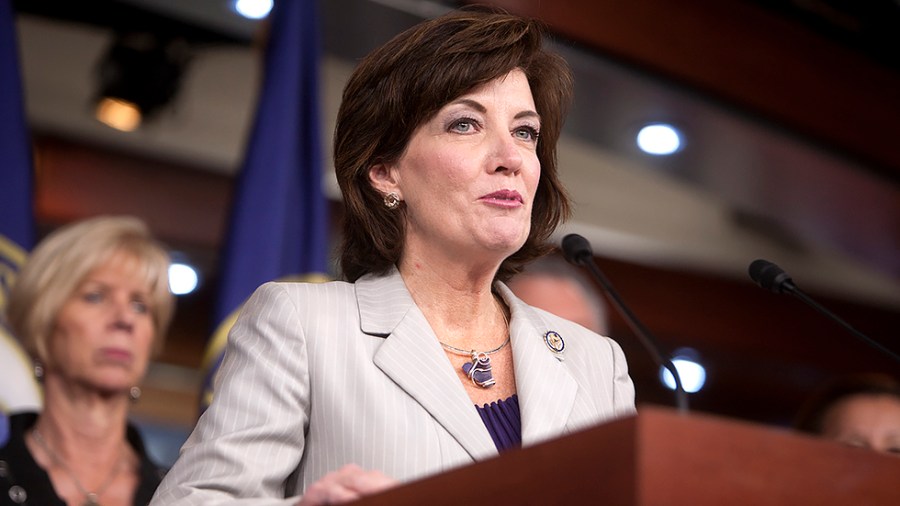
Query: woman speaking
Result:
<box><xmin>153</xmin><ymin>7</ymin><xmax>635</xmax><ymax>505</ymax></box>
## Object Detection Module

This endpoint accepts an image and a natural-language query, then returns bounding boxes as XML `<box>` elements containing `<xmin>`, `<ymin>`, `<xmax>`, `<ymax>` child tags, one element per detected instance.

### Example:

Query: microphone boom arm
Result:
<box><xmin>749</xmin><ymin>258</ymin><xmax>900</xmax><ymax>365</ymax></box>
<box><xmin>784</xmin><ymin>284</ymin><xmax>900</xmax><ymax>364</ymax></box>
<box><xmin>563</xmin><ymin>234</ymin><xmax>689</xmax><ymax>413</ymax></box>
<box><xmin>580</xmin><ymin>259</ymin><xmax>690</xmax><ymax>413</ymax></box>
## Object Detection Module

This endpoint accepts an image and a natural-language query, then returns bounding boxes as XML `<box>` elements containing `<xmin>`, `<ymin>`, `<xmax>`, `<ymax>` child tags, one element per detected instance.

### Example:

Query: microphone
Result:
<box><xmin>748</xmin><ymin>259</ymin><xmax>900</xmax><ymax>364</ymax></box>
<box><xmin>562</xmin><ymin>233</ymin><xmax>689</xmax><ymax>413</ymax></box>
<box><xmin>747</xmin><ymin>259</ymin><xmax>796</xmax><ymax>294</ymax></box>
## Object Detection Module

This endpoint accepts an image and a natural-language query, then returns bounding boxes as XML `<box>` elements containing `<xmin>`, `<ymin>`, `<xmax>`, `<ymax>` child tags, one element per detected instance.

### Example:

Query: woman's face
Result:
<box><xmin>46</xmin><ymin>251</ymin><xmax>156</xmax><ymax>395</ymax></box>
<box><xmin>372</xmin><ymin>69</ymin><xmax>541</xmax><ymax>266</ymax></box>
<box><xmin>821</xmin><ymin>394</ymin><xmax>900</xmax><ymax>456</ymax></box>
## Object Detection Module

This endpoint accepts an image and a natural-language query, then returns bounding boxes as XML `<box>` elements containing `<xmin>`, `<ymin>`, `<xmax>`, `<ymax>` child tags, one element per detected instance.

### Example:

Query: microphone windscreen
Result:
<box><xmin>748</xmin><ymin>259</ymin><xmax>793</xmax><ymax>293</ymax></box>
<box><xmin>562</xmin><ymin>234</ymin><xmax>593</xmax><ymax>265</ymax></box>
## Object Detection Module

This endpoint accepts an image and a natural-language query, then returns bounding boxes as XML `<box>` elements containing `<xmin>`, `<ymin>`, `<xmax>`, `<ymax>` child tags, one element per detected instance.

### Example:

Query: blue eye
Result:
<box><xmin>131</xmin><ymin>299</ymin><xmax>150</xmax><ymax>314</ymax></box>
<box><xmin>449</xmin><ymin>118</ymin><xmax>478</xmax><ymax>133</ymax></box>
<box><xmin>83</xmin><ymin>292</ymin><xmax>104</xmax><ymax>303</ymax></box>
<box><xmin>514</xmin><ymin>126</ymin><xmax>540</xmax><ymax>142</ymax></box>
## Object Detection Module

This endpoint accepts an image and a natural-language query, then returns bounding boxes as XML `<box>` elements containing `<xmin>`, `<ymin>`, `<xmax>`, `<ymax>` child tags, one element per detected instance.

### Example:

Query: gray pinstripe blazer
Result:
<box><xmin>151</xmin><ymin>267</ymin><xmax>635</xmax><ymax>505</ymax></box>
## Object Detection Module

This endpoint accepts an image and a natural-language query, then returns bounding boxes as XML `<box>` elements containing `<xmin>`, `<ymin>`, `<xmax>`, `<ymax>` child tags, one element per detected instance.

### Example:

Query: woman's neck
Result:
<box><xmin>28</xmin><ymin>390</ymin><xmax>138</xmax><ymax>506</ymax></box>
<box><xmin>398</xmin><ymin>255</ymin><xmax>507</xmax><ymax>349</ymax></box>
<box><xmin>36</xmin><ymin>376</ymin><xmax>131</xmax><ymax>460</ymax></box>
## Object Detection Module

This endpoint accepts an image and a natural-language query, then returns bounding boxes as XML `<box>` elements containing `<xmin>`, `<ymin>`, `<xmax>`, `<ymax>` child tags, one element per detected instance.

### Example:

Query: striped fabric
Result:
<box><xmin>151</xmin><ymin>267</ymin><xmax>635</xmax><ymax>504</ymax></box>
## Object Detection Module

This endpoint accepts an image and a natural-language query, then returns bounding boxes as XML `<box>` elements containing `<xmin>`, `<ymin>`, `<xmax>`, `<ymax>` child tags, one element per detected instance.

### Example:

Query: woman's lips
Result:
<box><xmin>481</xmin><ymin>189</ymin><xmax>523</xmax><ymax>207</ymax></box>
<box><xmin>98</xmin><ymin>347</ymin><xmax>133</xmax><ymax>364</ymax></box>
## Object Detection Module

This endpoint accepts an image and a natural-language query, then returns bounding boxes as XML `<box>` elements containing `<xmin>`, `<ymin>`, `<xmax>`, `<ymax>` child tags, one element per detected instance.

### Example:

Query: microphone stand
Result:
<box><xmin>781</xmin><ymin>280</ymin><xmax>900</xmax><ymax>365</ymax></box>
<box><xmin>749</xmin><ymin>259</ymin><xmax>900</xmax><ymax>365</ymax></box>
<box><xmin>563</xmin><ymin>234</ymin><xmax>689</xmax><ymax>413</ymax></box>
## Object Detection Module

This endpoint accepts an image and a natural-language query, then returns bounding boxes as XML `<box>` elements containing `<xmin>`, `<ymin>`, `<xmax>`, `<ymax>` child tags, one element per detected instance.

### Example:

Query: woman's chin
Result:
<box><xmin>475</xmin><ymin>234</ymin><xmax>528</xmax><ymax>261</ymax></box>
<box><xmin>87</xmin><ymin>374</ymin><xmax>142</xmax><ymax>397</ymax></box>
<box><xmin>486</xmin><ymin>227</ymin><xmax>529</xmax><ymax>253</ymax></box>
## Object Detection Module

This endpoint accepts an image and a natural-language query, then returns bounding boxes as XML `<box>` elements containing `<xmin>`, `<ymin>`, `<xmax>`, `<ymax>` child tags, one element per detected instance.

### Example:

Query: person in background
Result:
<box><xmin>793</xmin><ymin>373</ymin><xmax>900</xmax><ymax>456</ymax></box>
<box><xmin>0</xmin><ymin>216</ymin><xmax>175</xmax><ymax>505</ymax></box>
<box><xmin>506</xmin><ymin>252</ymin><xmax>610</xmax><ymax>334</ymax></box>
<box><xmin>153</xmin><ymin>7</ymin><xmax>635</xmax><ymax>505</ymax></box>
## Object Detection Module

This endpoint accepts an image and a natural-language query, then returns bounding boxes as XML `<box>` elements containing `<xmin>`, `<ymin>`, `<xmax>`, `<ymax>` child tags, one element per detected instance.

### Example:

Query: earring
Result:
<box><xmin>383</xmin><ymin>192</ymin><xmax>401</xmax><ymax>210</ymax></box>
<box><xmin>129</xmin><ymin>386</ymin><xmax>142</xmax><ymax>402</ymax></box>
<box><xmin>33</xmin><ymin>362</ymin><xmax>44</xmax><ymax>382</ymax></box>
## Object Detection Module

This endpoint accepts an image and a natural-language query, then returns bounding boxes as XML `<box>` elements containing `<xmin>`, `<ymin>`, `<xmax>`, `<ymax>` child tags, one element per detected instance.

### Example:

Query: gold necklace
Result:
<box><xmin>31</xmin><ymin>427</ymin><xmax>126</xmax><ymax>506</ymax></box>
<box><xmin>440</xmin><ymin>297</ymin><xmax>511</xmax><ymax>388</ymax></box>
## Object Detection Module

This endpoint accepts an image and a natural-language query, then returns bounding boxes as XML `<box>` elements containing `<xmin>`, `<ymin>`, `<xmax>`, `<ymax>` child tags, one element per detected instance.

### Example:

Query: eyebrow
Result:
<box><xmin>449</xmin><ymin>98</ymin><xmax>541</xmax><ymax>122</ymax></box>
<box><xmin>451</xmin><ymin>98</ymin><xmax>486</xmax><ymax>113</ymax></box>
<box><xmin>515</xmin><ymin>110</ymin><xmax>541</xmax><ymax>122</ymax></box>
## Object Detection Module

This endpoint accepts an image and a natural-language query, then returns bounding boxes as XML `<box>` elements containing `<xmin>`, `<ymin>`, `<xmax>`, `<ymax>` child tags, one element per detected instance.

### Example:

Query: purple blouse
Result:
<box><xmin>476</xmin><ymin>394</ymin><xmax>522</xmax><ymax>452</ymax></box>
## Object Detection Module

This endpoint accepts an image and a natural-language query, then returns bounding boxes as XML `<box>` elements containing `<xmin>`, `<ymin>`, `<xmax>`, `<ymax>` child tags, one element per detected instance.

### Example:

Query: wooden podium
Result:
<box><xmin>354</xmin><ymin>405</ymin><xmax>900</xmax><ymax>505</ymax></box>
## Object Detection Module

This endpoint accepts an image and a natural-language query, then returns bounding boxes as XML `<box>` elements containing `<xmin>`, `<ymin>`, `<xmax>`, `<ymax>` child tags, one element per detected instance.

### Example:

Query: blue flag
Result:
<box><xmin>200</xmin><ymin>0</ymin><xmax>329</xmax><ymax>413</ymax></box>
<box><xmin>0</xmin><ymin>0</ymin><xmax>42</xmax><ymax>417</ymax></box>
<box><xmin>0</xmin><ymin>0</ymin><xmax>33</xmax><ymax>254</ymax></box>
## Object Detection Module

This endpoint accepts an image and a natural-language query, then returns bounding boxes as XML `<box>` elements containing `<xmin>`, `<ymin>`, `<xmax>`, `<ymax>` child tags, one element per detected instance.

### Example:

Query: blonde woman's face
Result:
<box><xmin>47</xmin><ymin>252</ymin><xmax>156</xmax><ymax>395</ymax></box>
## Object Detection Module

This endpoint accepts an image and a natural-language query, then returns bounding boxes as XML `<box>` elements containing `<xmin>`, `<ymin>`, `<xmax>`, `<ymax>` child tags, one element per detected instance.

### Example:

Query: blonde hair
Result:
<box><xmin>5</xmin><ymin>216</ymin><xmax>174</xmax><ymax>363</ymax></box>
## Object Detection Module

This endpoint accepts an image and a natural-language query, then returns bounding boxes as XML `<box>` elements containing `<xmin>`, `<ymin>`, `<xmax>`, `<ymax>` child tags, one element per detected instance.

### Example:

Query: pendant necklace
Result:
<box><xmin>32</xmin><ymin>427</ymin><xmax>126</xmax><ymax>506</ymax></box>
<box><xmin>440</xmin><ymin>299</ymin><xmax>510</xmax><ymax>388</ymax></box>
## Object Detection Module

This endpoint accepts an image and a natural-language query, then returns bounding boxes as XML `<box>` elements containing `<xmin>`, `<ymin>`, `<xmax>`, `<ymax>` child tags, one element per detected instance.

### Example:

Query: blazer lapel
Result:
<box><xmin>496</xmin><ymin>282</ymin><xmax>578</xmax><ymax>446</ymax></box>
<box><xmin>357</xmin><ymin>268</ymin><xmax>498</xmax><ymax>461</ymax></box>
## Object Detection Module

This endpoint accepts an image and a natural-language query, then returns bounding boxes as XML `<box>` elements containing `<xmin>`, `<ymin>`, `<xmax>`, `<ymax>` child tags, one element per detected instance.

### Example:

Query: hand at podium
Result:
<box><xmin>295</xmin><ymin>464</ymin><xmax>398</xmax><ymax>505</ymax></box>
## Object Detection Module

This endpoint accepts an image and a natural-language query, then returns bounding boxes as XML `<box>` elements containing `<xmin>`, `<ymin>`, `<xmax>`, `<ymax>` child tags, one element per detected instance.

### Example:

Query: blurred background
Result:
<box><xmin>5</xmin><ymin>0</ymin><xmax>899</xmax><ymax>466</ymax></box>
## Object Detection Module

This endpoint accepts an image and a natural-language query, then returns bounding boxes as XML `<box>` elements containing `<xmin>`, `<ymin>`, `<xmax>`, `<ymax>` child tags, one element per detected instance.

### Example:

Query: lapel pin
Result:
<box><xmin>543</xmin><ymin>330</ymin><xmax>565</xmax><ymax>354</ymax></box>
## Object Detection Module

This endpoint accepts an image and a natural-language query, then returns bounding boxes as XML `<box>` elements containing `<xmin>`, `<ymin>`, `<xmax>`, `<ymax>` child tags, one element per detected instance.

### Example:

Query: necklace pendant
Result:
<box><xmin>461</xmin><ymin>352</ymin><xmax>495</xmax><ymax>388</ymax></box>
<box><xmin>83</xmin><ymin>493</ymin><xmax>100</xmax><ymax>506</ymax></box>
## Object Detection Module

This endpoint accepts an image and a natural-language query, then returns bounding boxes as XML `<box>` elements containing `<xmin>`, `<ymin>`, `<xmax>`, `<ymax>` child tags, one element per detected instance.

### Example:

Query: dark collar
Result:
<box><xmin>0</xmin><ymin>412</ymin><xmax>165</xmax><ymax>505</ymax></box>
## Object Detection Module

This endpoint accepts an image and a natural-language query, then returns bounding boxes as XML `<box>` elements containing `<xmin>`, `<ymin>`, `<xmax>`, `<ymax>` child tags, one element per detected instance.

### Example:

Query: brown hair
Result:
<box><xmin>793</xmin><ymin>373</ymin><xmax>900</xmax><ymax>434</ymax></box>
<box><xmin>335</xmin><ymin>6</ymin><xmax>573</xmax><ymax>282</ymax></box>
<box><xmin>5</xmin><ymin>215</ymin><xmax>175</xmax><ymax>363</ymax></box>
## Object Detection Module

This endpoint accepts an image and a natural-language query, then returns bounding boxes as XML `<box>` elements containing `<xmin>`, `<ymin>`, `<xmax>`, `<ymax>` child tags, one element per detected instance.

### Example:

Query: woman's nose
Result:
<box><xmin>111</xmin><ymin>296</ymin><xmax>137</xmax><ymax>325</ymax></box>
<box><xmin>491</xmin><ymin>131</ymin><xmax>524</xmax><ymax>174</ymax></box>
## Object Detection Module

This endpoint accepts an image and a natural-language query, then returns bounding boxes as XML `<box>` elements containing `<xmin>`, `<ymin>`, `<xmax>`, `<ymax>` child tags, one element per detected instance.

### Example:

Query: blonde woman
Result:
<box><xmin>0</xmin><ymin>216</ymin><xmax>174</xmax><ymax>506</ymax></box>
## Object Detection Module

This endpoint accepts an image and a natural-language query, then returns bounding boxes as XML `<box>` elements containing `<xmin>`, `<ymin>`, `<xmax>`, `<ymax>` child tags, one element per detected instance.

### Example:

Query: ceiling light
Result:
<box><xmin>659</xmin><ymin>348</ymin><xmax>706</xmax><ymax>393</ymax></box>
<box><xmin>637</xmin><ymin>123</ymin><xmax>682</xmax><ymax>155</ymax></box>
<box><xmin>95</xmin><ymin>97</ymin><xmax>141</xmax><ymax>132</ymax></box>
<box><xmin>234</xmin><ymin>0</ymin><xmax>274</xmax><ymax>20</ymax></box>
<box><xmin>94</xmin><ymin>32</ymin><xmax>190</xmax><ymax>131</ymax></box>
<box><xmin>169</xmin><ymin>262</ymin><xmax>200</xmax><ymax>296</ymax></box>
